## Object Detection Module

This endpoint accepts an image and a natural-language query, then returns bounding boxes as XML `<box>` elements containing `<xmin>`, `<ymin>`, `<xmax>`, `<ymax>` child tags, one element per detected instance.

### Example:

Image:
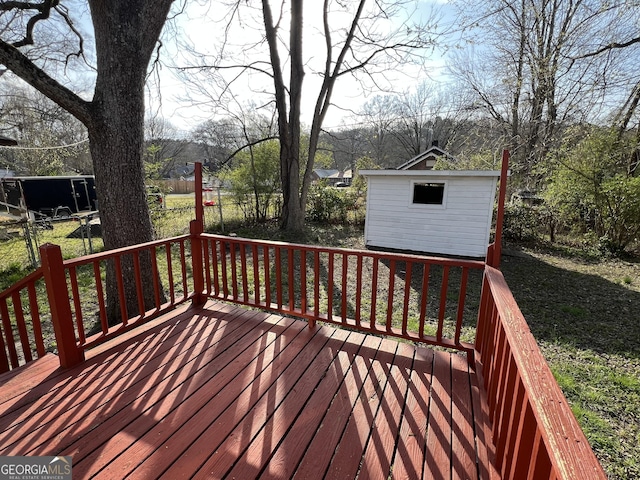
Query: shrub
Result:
<box><xmin>306</xmin><ymin>183</ymin><xmax>359</xmax><ymax>224</ymax></box>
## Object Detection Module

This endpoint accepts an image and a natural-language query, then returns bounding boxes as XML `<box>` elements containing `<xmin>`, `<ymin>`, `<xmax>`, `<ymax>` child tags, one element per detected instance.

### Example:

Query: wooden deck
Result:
<box><xmin>0</xmin><ymin>300</ymin><xmax>497</xmax><ymax>479</ymax></box>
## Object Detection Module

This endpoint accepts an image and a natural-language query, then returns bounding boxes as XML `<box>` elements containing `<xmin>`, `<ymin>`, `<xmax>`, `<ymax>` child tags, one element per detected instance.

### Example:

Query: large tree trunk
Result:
<box><xmin>0</xmin><ymin>0</ymin><xmax>174</xmax><ymax>320</ymax></box>
<box><xmin>262</xmin><ymin>0</ymin><xmax>305</xmax><ymax>232</ymax></box>
<box><xmin>88</xmin><ymin>0</ymin><xmax>172</xmax><ymax>320</ymax></box>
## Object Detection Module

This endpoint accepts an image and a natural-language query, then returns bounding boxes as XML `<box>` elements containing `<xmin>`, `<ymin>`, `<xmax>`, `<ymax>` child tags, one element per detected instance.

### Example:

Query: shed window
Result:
<box><xmin>412</xmin><ymin>182</ymin><xmax>445</xmax><ymax>205</ymax></box>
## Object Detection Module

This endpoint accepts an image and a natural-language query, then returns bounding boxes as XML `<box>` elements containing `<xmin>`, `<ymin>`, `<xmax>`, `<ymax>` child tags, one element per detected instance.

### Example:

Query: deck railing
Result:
<box><xmin>0</xmin><ymin>234</ymin><xmax>194</xmax><ymax>371</ymax></box>
<box><xmin>1</xmin><ymin>230</ymin><xmax>486</xmax><ymax>371</ymax></box>
<box><xmin>0</xmin><ymin>229</ymin><xmax>607</xmax><ymax>479</ymax></box>
<box><xmin>0</xmin><ymin>268</ymin><xmax>47</xmax><ymax>372</ymax></box>
<box><xmin>475</xmin><ymin>266</ymin><xmax>606</xmax><ymax>479</ymax></box>
<box><xmin>197</xmin><ymin>233</ymin><xmax>485</xmax><ymax>357</ymax></box>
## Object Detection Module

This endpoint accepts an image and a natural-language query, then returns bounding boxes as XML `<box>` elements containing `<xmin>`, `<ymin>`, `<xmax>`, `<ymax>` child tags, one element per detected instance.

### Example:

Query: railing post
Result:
<box><xmin>39</xmin><ymin>243</ymin><xmax>84</xmax><ymax>368</ymax></box>
<box><xmin>489</xmin><ymin>149</ymin><xmax>510</xmax><ymax>268</ymax></box>
<box><xmin>190</xmin><ymin>220</ymin><xmax>206</xmax><ymax>306</ymax></box>
<box><xmin>194</xmin><ymin>161</ymin><xmax>204</xmax><ymax>227</ymax></box>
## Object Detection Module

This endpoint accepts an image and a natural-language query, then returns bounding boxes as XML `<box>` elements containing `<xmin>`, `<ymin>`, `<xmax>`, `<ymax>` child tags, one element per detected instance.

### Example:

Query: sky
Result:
<box><xmin>149</xmin><ymin>0</ymin><xmax>454</xmax><ymax>135</ymax></box>
<box><xmin>0</xmin><ymin>0</ymin><xmax>456</xmax><ymax>140</ymax></box>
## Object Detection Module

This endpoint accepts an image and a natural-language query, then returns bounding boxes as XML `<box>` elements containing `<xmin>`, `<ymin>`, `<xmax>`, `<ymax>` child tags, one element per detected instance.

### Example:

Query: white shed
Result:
<box><xmin>361</xmin><ymin>169</ymin><xmax>502</xmax><ymax>258</ymax></box>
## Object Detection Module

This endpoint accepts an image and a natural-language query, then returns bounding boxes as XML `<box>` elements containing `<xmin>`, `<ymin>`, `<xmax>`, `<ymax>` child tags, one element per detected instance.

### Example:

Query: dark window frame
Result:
<box><xmin>412</xmin><ymin>182</ymin><xmax>446</xmax><ymax>205</ymax></box>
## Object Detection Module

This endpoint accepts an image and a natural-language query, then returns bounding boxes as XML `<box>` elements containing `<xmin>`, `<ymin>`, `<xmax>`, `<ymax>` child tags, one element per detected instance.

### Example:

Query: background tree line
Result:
<box><xmin>1</xmin><ymin>0</ymin><xmax>639</xmax><ymax>256</ymax></box>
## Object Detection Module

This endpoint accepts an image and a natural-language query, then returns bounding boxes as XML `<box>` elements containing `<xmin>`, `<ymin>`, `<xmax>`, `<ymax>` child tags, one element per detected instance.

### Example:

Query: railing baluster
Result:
<box><xmin>300</xmin><ymin>249</ymin><xmax>307</xmax><ymax>316</ymax></box>
<box><xmin>203</xmin><ymin>239</ymin><xmax>212</xmax><ymax>295</ymax></box>
<box><xmin>240</xmin><ymin>243</ymin><xmax>248</xmax><ymax>303</ymax></box>
<box><xmin>11</xmin><ymin>292</ymin><xmax>32</xmax><ymax>363</ymax></box>
<box><xmin>436</xmin><ymin>265</ymin><xmax>449</xmax><ymax>341</ymax></box>
<box><xmin>27</xmin><ymin>282</ymin><xmax>45</xmax><ymax>358</ymax></box>
<box><xmin>454</xmin><ymin>267</ymin><xmax>469</xmax><ymax>344</ymax></box>
<box><xmin>252</xmin><ymin>243</ymin><xmax>260</xmax><ymax>304</ymax></box>
<box><xmin>132</xmin><ymin>251</ymin><xmax>146</xmax><ymax>319</ymax></box>
<box><xmin>165</xmin><ymin>242</ymin><xmax>176</xmax><ymax>305</ymax></box>
<box><xmin>341</xmin><ymin>253</ymin><xmax>348</xmax><ymax>323</ymax></box>
<box><xmin>220</xmin><ymin>240</ymin><xmax>229</xmax><ymax>298</ymax></box>
<box><xmin>370</xmin><ymin>257</ymin><xmax>379</xmax><ymax>330</ymax></box>
<box><xmin>313</xmin><ymin>250</ymin><xmax>320</xmax><ymax>321</ymax></box>
<box><xmin>275</xmin><ymin>247</ymin><xmax>282</xmax><ymax>309</ymax></box>
<box><xmin>263</xmin><ymin>245</ymin><xmax>271</xmax><ymax>307</ymax></box>
<box><xmin>230</xmin><ymin>241</ymin><xmax>238</xmax><ymax>300</ymax></box>
<box><xmin>0</xmin><ymin>322</ymin><xmax>9</xmax><ymax>372</ymax></box>
<box><xmin>179</xmin><ymin>239</ymin><xmax>188</xmax><ymax>300</ymax></box>
<box><xmin>327</xmin><ymin>252</ymin><xmax>334</xmax><ymax>321</ymax></box>
<box><xmin>0</xmin><ymin>298</ymin><xmax>19</xmax><ymax>368</ymax></box>
<box><xmin>114</xmin><ymin>256</ymin><xmax>128</xmax><ymax>324</ymax></box>
<box><xmin>67</xmin><ymin>266</ymin><xmax>86</xmax><ymax>345</ymax></box>
<box><xmin>355</xmin><ymin>255</ymin><xmax>363</xmax><ymax>327</ymax></box>
<box><xmin>419</xmin><ymin>263</ymin><xmax>430</xmax><ymax>338</ymax></box>
<box><xmin>288</xmin><ymin>248</ymin><xmax>294</xmax><ymax>311</ymax></box>
<box><xmin>150</xmin><ymin>247</ymin><xmax>162</xmax><ymax>309</ymax></box>
<box><xmin>402</xmin><ymin>261</ymin><xmax>412</xmax><ymax>336</ymax></box>
<box><xmin>386</xmin><ymin>260</ymin><xmax>396</xmax><ymax>333</ymax></box>
<box><xmin>211</xmin><ymin>240</ymin><xmax>220</xmax><ymax>297</ymax></box>
<box><xmin>94</xmin><ymin>261</ymin><xmax>108</xmax><ymax>334</ymax></box>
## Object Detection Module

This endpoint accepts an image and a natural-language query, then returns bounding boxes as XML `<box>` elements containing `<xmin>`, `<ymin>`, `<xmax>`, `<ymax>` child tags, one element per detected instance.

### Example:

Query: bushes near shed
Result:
<box><xmin>306</xmin><ymin>182</ymin><xmax>362</xmax><ymax>224</ymax></box>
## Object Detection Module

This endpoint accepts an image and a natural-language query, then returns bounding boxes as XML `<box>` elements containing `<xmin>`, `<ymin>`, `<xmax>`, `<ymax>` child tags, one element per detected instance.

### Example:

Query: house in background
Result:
<box><xmin>395</xmin><ymin>141</ymin><xmax>457</xmax><ymax>171</ymax></box>
<box><xmin>312</xmin><ymin>168</ymin><xmax>353</xmax><ymax>186</ymax></box>
<box><xmin>361</xmin><ymin>168</ymin><xmax>501</xmax><ymax>257</ymax></box>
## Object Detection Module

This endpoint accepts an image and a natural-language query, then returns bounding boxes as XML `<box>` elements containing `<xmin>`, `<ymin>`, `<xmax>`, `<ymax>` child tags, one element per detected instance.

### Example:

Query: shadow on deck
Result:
<box><xmin>0</xmin><ymin>300</ymin><xmax>497</xmax><ymax>479</ymax></box>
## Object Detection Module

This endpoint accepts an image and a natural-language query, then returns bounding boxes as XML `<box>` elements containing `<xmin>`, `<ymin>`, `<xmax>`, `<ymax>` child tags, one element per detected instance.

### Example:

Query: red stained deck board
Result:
<box><xmin>0</xmin><ymin>301</ymin><xmax>497</xmax><ymax>480</ymax></box>
<box><xmin>1</xmin><ymin>304</ymin><xmax>267</xmax><ymax>457</ymax></box>
<box><xmin>228</xmin><ymin>330</ymin><xmax>374</xmax><ymax>480</ymax></box>
<box><xmin>323</xmin><ymin>336</ymin><xmax>400</xmax><ymax>479</ymax></box>
<box><xmin>0</xmin><ymin>302</ymin><xmax>233</xmax><ymax>430</ymax></box>
<box><xmin>357</xmin><ymin>341</ymin><xmax>415</xmax><ymax>480</ymax></box>
<box><xmin>425</xmin><ymin>349</ymin><xmax>454</xmax><ymax>479</ymax></box>
<box><xmin>122</xmin><ymin>320</ymin><xmax>334</xmax><ymax>479</ymax></box>
<box><xmin>451</xmin><ymin>351</ymin><xmax>479</xmax><ymax>480</ymax></box>
<box><xmin>288</xmin><ymin>336</ymin><xmax>381</xmax><ymax>479</ymax></box>
<box><xmin>0</xmin><ymin>303</ymin><xmax>253</xmax><ymax>450</ymax></box>
<box><xmin>72</xmin><ymin>313</ymin><xmax>298</xmax><ymax>478</ymax></box>
<box><xmin>0</xmin><ymin>353</ymin><xmax>60</xmax><ymax>405</ymax></box>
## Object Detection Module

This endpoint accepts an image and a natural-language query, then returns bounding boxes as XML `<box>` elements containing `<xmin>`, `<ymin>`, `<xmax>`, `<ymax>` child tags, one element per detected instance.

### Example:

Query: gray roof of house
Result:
<box><xmin>396</xmin><ymin>145</ymin><xmax>456</xmax><ymax>170</ymax></box>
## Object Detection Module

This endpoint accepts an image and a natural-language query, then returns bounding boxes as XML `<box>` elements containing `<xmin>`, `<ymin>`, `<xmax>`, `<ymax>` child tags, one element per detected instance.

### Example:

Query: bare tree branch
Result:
<box><xmin>578</xmin><ymin>36</ymin><xmax>640</xmax><ymax>59</ymax></box>
<box><xmin>0</xmin><ymin>39</ymin><xmax>91</xmax><ymax>125</ymax></box>
<box><xmin>0</xmin><ymin>0</ymin><xmax>59</xmax><ymax>48</ymax></box>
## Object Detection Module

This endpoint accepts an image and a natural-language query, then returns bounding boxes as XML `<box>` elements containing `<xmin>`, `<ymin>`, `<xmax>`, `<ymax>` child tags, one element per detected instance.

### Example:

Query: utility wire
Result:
<box><xmin>0</xmin><ymin>138</ymin><xmax>89</xmax><ymax>150</ymax></box>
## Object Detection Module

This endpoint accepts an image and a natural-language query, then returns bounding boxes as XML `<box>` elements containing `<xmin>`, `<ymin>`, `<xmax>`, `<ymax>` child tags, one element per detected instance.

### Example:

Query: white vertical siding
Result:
<box><xmin>363</xmin><ymin>172</ymin><xmax>499</xmax><ymax>257</ymax></box>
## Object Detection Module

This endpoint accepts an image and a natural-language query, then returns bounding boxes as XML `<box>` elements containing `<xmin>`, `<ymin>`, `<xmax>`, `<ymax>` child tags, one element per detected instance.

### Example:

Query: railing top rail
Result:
<box><xmin>483</xmin><ymin>265</ymin><xmax>606</xmax><ymax>479</ymax></box>
<box><xmin>201</xmin><ymin>233</ymin><xmax>486</xmax><ymax>269</ymax></box>
<box><xmin>61</xmin><ymin>234</ymin><xmax>190</xmax><ymax>268</ymax></box>
<box><xmin>0</xmin><ymin>268</ymin><xmax>43</xmax><ymax>298</ymax></box>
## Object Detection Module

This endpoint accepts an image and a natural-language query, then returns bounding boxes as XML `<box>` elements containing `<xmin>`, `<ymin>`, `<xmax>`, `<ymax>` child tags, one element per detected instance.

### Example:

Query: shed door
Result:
<box><xmin>72</xmin><ymin>178</ymin><xmax>92</xmax><ymax>212</ymax></box>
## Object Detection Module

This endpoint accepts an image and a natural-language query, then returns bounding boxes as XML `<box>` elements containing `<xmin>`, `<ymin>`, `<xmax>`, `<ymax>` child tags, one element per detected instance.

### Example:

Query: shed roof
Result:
<box><xmin>361</xmin><ymin>169</ymin><xmax>501</xmax><ymax>178</ymax></box>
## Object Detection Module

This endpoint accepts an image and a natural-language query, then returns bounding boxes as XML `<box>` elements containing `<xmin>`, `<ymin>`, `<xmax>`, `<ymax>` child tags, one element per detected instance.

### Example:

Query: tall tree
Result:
<box><xmin>180</xmin><ymin>0</ymin><xmax>437</xmax><ymax>231</ymax></box>
<box><xmin>0</xmin><ymin>0</ymin><xmax>175</xmax><ymax>318</ymax></box>
<box><xmin>391</xmin><ymin>81</ymin><xmax>463</xmax><ymax>159</ymax></box>
<box><xmin>266</xmin><ymin>0</ymin><xmax>437</xmax><ymax>231</ymax></box>
<box><xmin>450</xmin><ymin>0</ymin><xmax>633</xmax><ymax>185</ymax></box>
<box><xmin>574</xmin><ymin>4</ymin><xmax>640</xmax><ymax>175</ymax></box>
